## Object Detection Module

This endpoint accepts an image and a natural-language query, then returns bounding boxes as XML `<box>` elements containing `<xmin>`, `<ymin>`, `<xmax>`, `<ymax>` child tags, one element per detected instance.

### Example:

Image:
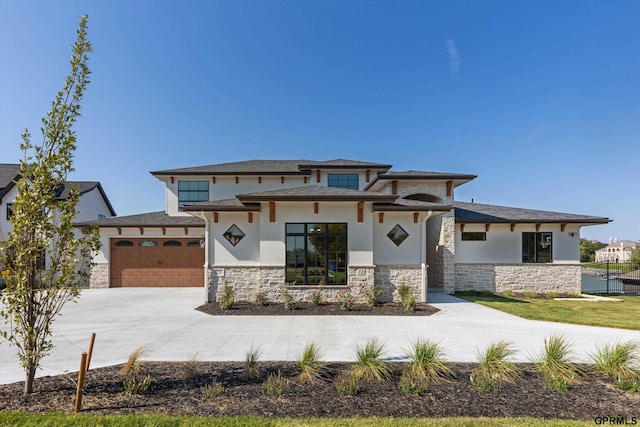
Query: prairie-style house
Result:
<box><xmin>81</xmin><ymin>159</ymin><xmax>610</xmax><ymax>302</ymax></box>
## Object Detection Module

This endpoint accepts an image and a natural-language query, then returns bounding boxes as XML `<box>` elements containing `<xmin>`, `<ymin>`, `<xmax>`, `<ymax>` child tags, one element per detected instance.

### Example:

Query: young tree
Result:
<box><xmin>0</xmin><ymin>15</ymin><xmax>100</xmax><ymax>395</ymax></box>
<box><xmin>631</xmin><ymin>246</ymin><xmax>640</xmax><ymax>263</ymax></box>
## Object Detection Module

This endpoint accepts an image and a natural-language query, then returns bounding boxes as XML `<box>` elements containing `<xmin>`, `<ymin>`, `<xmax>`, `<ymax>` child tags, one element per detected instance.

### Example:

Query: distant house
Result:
<box><xmin>0</xmin><ymin>163</ymin><xmax>116</xmax><ymax>243</ymax></box>
<box><xmin>595</xmin><ymin>240</ymin><xmax>638</xmax><ymax>262</ymax></box>
<box><xmin>80</xmin><ymin>158</ymin><xmax>610</xmax><ymax>302</ymax></box>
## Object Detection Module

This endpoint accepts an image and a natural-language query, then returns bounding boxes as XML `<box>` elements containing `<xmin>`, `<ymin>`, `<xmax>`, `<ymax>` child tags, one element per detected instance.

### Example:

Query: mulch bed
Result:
<box><xmin>196</xmin><ymin>301</ymin><xmax>439</xmax><ymax>316</ymax></box>
<box><xmin>1</xmin><ymin>362</ymin><xmax>638</xmax><ymax>419</ymax></box>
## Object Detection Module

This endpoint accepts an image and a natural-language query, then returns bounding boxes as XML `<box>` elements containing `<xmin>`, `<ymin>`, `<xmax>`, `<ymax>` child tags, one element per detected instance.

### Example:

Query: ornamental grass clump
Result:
<box><xmin>218</xmin><ymin>283</ymin><xmax>235</xmax><ymax>310</ymax></box>
<box><xmin>244</xmin><ymin>344</ymin><xmax>262</xmax><ymax>380</ymax></box>
<box><xmin>182</xmin><ymin>353</ymin><xmax>200</xmax><ymax>381</ymax></box>
<box><xmin>297</xmin><ymin>342</ymin><xmax>327</xmax><ymax>384</ymax></box>
<box><xmin>532</xmin><ymin>334</ymin><xmax>581</xmax><ymax>391</ymax></box>
<box><xmin>335</xmin><ymin>371</ymin><xmax>360</xmax><ymax>396</ymax></box>
<box><xmin>121</xmin><ymin>346</ymin><xmax>152</xmax><ymax>395</ymax></box>
<box><xmin>405</xmin><ymin>339</ymin><xmax>453</xmax><ymax>383</ymax></box>
<box><xmin>263</xmin><ymin>370</ymin><xmax>288</xmax><ymax>397</ymax></box>
<box><xmin>591</xmin><ymin>340</ymin><xmax>640</xmax><ymax>392</ymax></box>
<box><xmin>201</xmin><ymin>378</ymin><xmax>224</xmax><ymax>398</ymax></box>
<box><xmin>471</xmin><ymin>340</ymin><xmax>521</xmax><ymax>393</ymax></box>
<box><xmin>401</xmin><ymin>368</ymin><xmax>430</xmax><ymax>396</ymax></box>
<box><xmin>351</xmin><ymin>338</ymin><xmax>391</xmax><ymax>382</ymax></box>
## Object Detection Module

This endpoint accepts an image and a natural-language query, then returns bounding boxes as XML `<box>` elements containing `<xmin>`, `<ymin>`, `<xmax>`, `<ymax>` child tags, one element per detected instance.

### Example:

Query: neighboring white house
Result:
<box><xmin>595</xmin><ymin>239</ymin><xmax>638</xmax><ymax>262</ymax></box>
<box><xmin>81</xmin><ymin>159</ymin><xmax>610</xmax><ymax>302</ymax></box>
<box><xmin>0</xmin><ymin>162</ymin><xmax>116</xmax><ymax>244</ymax></box>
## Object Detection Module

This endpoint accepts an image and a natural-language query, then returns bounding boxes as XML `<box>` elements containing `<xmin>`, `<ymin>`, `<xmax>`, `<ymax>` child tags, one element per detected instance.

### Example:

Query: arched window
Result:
<box><xmin>114</xmin><ymin>240</ymin><xmax>134</xmax><ymax>247</ymax></box>
<box><xmin>163</xmin><ymin>240</ymin><xmax>182</xmax><ymax>247</ymax></box>
<box><xmin>139</xmin><ymin>240</ymin><xmax>157</xmax><ymax>247</ymax></box>
<box><xmin>404</xmin><ymin>193</ymin><xmax>442</xmax><ymax>203</ymax></box>
<box><xmin>187</xmin><ymin>240</ymin><xmax>202</xmax><ymax>247</ymax></box>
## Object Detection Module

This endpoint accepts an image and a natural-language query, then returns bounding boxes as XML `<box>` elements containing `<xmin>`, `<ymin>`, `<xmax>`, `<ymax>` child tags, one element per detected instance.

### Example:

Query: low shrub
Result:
<box><xmin>397</xmin><ymin>284</ymin><xmax>411</xmax><ymax>305</ymax></box>
<box><xmin>310</xmin><ymin>287</ymin><xmax>324</xmax><ymax>306</ymax></box>
<box><xmin>255</xmin><ymin>291</ymin><xmax>270</xmax><ymax>306</ymax></box>
<box><xmin>522</xmin><ymin>291</ymin><xmax>539</xmax><ymax>299</ymax></box>
<box><xmin>279</xmin><ymin>287</ymin><xmax>296</xmax><ymax>310</ymax></box>
<box><xmin>546</xmin><ymin>292</ymin><xmax>561</xmax><ymax>299</ymax></box>
<box><xmin>352</xmin><ymin>338</ymin><xmax>391</xmax><ymax>382</ymax></box>
<box><xmin>335</xmin><ymin>371</ymin><xmax>360</xmax><ymax>396</ymax></box>
<box><xmin>403</xmin><ymin>294</ymin><xmax>416</xmax><ymax>312</ymax></box>
<box><xmin>502</xmin><ymin>290</ymin><xmax>516</xmax><ymax>298</ymax></box>
<box><xmin>201</xmin><ymin>378</ymin><xmax>224</xmax><ymax>398</ymax></box>
<box><xmin>263</xmin><ymin>370</ymin><xmax>288</xmax><ymax>396</ymax></box>
<box><xmin>365</xmin><ymin>284</ymin><xmax>383</xmax><ymax>307</ymax></box>
<box><xmin>338</xmin><ymin>289</ymin><xmax>355</xmax><ymax>311</ymax></box>
<box><xmin>218</xmin><ymin>283</ymin><xmax>235</xmax><ymax>310</ymax></box>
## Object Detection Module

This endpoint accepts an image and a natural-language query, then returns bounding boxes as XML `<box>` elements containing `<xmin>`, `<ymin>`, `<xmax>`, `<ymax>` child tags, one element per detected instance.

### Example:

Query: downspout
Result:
<box><xmin>420</xmin><ymin>211</ymin><xmax>433</xmax><ymax>303</ymax></box>
<box><xmin>202</xmin><ymin>211</ymin><xmax>210</xmax><ymax>302</ymax></box>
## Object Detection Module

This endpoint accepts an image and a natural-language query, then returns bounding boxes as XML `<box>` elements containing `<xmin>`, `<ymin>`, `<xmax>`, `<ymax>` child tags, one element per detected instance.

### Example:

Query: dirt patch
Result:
<box><xmin>196</xmin><ymin>301</ymin><xmax>439</xmax><ymax>316</ymax></box>
<box><xmin>1</xmin><ymin>362</ymin><xmax>638</xmax><ymax>419</ymax></box>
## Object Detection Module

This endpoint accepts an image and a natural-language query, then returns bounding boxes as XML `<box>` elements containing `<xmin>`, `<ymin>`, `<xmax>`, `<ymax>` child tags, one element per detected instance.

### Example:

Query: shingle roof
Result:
<box><xmin>181</xmin><ymin>198</ymin><xmax>261</xmax><ymax>212</ymax></box>
<box><xmin>76</xmin><ymin>211</ymin><xmax>204</xmax><ymax>227</ymax></box>
<box><xmin>237</xmin><ymin>185</ymin><xmax>397</xmax><ymax>202</ymax></box>
<box><xmin>378</xmin><ymin>170</ymin><xmax>477</xmax><ymax>180</ymax></box>
<box><xmin>0</xmin><ymin>163</ymin><xmax>21</xmax><ymax>199</ymax></box>
<box><xmin>372</xmin><ymin>198</ymin><xmax>452</xmax><ymax>212</ymax></box>
<box><xmin>454</xmin><ymin>201</ymin><xmax>611</xmax><ymax>224</ymax></box>
<box><xmin>0</xmin><ymin>164</ymin><xmax>116</xmax><ymax>216</ymax></box>
<box><xmin>150</xmin><ymin>159</ymin><xmax>392</xmax><ymax>176</ymax></box>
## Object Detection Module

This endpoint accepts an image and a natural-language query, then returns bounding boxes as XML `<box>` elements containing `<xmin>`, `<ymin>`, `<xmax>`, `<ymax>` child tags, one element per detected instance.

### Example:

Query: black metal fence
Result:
<box><xmin>581</xmin><ymin>260</ymin><xmax>640</xmax><ymax>294</ymax></box>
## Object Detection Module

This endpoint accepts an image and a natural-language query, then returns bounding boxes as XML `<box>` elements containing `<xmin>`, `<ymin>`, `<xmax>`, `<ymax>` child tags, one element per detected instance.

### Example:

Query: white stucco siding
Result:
<box><xmin>207</xmin><ymin>212</ymin><xmax>260</xmax><ymax>266</ymax></box>
<box><xmin>373</xmin><ymin>212</ymin><xmax>424</xmax><ymax>265</ymax></box>
<box><xmin>455</xmin><ymin>223</ymin><xmax>581</xmax><ymax>264</ymax></box>
<box><xmin>0</xmin><ymin>185</ymin><xmax>18</xmax><ymax>240</ymax></box>
<box><xmin>257</xmin><ymin>201</ymin><xmax>374</xmax><ymax>266</ymax></box>
<box><xmin>75</xmin><ymin>187</ymin><xmax>114</xmax><ymax>222</ymax></box>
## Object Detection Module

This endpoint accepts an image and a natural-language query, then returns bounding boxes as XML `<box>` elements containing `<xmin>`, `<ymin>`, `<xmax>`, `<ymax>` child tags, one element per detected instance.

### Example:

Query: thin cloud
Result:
<box><xmin>447</xmin><ymin>39</ymin><xmax>460</xmax><ymax>75</ymax></box>
<box><xmin>525</xmin><ymin>121</ymin><xmax>545</xmax><ymax>144</ymax></box>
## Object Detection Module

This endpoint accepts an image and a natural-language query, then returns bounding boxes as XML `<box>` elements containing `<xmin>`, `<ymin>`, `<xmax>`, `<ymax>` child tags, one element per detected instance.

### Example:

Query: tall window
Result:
<box><xmin>178</xmin><ymin>181</ymin><xmax>209</xmax><ymax>206</ymax></box>
<box><xmin>327</xmin><ymin>174</ymin><xmax>359</xmax><ymax>190</ymax></box>
<box><xmin>286</xmin><ymin>223</ymin><xmax>347</xmax><ymax>285</ymax></box>
<box><xmin>522</xmin><ymin>232</ymin><xmax>552</xmax><ymax>263</ymax></box>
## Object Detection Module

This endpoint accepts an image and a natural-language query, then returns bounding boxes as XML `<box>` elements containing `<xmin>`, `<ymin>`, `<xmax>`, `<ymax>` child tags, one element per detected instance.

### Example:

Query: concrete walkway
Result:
<box><xmin>2</xmin><ymin>288</ymin><xmax>640</xmax><ymax>385</ymax></box>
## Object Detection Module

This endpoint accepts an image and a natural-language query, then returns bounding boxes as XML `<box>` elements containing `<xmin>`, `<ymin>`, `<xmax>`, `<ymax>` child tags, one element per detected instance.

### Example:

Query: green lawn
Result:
<box><xmin>457</xmin><ymin>294</ymin><xmax>640</xmax><ymax>330</ymax></box>
<box><xmin>0</xmin><ymin>413</ymin><xmax>596</xmax><ymax>427</ymax></box>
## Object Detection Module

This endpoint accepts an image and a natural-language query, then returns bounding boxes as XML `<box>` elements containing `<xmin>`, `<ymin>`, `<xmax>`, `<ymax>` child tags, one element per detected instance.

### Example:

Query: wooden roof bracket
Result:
<box><xmin>446</xmin><ymin>180</ymin><xmax>453</xmax><ymax>197</ymax></box>
<box><xmin>560</xmin><ymin>223</ymin><xmax>567</xmax><ymax>232</ymax></box>
<box><xmin>510</xmin><ymin>224</ymin><xmax>516</xmax><ymax>232</ymax></box>
<box><xmin>536</xmin><ymin>223</ymin><xmax>541</xmax><ymax>232</ymax></box>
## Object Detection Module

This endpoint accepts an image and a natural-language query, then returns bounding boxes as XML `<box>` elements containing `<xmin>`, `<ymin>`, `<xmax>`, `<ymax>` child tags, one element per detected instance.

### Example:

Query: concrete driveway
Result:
<box><xmin>2</xmin><ymin>288</ymin><xmax>640</xmax><ymax>384</ymax></box>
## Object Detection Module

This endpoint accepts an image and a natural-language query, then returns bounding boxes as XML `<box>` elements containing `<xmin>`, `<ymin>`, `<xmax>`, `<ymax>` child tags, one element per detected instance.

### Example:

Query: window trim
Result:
<box><xmin>461</xmin><ymin>232</ymin><xmax>487</xmax><ymax>241</ymax></box>
<box><xmin>327</xmin><ymin>174</ymin><xmax>359</xmax><ymax>190</ymax></box>
<box><xmin>285</xmin><ymin>223</ymin><xmax>348</xmax><ymax>286</ymax></box>
<box><xmin>522</xmin><ymin>232</ymin><xmax>553</xmax><ymax>263</ymax></box>
<box><xmin>178</xmin><ymin>180</ymin><xmax>209</xmax><ymax>207</ymax></box>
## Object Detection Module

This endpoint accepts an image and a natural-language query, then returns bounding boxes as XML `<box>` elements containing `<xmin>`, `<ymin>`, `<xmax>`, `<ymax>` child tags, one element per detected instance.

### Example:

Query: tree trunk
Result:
<box><xmin>24</xmin><ymin>365</ymin><xmax>36</xmax><ymax>395</ymax></box>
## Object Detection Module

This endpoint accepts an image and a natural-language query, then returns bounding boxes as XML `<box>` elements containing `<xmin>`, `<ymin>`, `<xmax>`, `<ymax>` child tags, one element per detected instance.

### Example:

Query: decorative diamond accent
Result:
<box><xmin>223</xmin><ymin>224</ymin><xmax>245</xmax><ymax>246</ymax></box>
<box><xmin>387</xmin><ymin>224</ymin><xmax>409</xmax><ymax>246</ymax></box>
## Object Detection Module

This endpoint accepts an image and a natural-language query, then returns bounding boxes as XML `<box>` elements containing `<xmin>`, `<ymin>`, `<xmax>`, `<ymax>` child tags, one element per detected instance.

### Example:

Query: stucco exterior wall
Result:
<box><xmin>207</xmin><ymin>212</ymin><xmax>260</xmax><ymax>266</ymax></box>
<box><xmin>373</xmin><ymin>212</ymin><xmax>425</xmax><ymax>265</ymax></box>
<box><xmin>455</xmin><ymin>223</ymin><xmax>581</xmax><ymax>264</ymax></box>
<box><xmin>454</xmin><ymin>263</ymin><xmax>581</xmax><ymax>294</ymax></box>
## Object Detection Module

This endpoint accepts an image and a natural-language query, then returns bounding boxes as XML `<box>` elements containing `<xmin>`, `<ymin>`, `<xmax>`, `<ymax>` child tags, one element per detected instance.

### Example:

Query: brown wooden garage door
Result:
<box><xmin>110</xmin><ymin>238</ymin><xmax>204</xmax><ymax>287</ymax></box>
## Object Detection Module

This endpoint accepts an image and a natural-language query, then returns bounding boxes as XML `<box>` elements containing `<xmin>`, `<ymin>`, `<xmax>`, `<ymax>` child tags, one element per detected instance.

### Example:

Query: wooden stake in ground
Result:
<box><xmin>74</xmin><ymin>352</ymin><xmax>88</xmax><ymax>414</ymax></box>
<box><xmin>86</xmin><ymin>333</ymin><xmax>96</xmax><ymax>371</ymax></box>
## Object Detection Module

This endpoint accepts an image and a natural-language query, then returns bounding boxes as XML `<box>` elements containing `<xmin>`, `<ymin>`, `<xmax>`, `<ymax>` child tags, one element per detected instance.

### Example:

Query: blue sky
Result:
<box><xmin>1</xmin><ymin>0</ymin><xmax>638</xmax><ymax>243</ymax></box>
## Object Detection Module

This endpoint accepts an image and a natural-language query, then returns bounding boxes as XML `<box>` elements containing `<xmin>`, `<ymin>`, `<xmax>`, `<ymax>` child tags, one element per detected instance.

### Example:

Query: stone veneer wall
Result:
<box><xmin>454</xmin><ymin>263</ymin><xmax>581</xmax><ymax>294</ymax></box>
<box><xmin>207</xmin><ymin>265</ymin><xmax>423</xmax><ymax>303</ymax></box>
<box><xmin>89</xmin><ymin>263</ymin><xmax>109</xmax><ymax>288</ymax></box>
